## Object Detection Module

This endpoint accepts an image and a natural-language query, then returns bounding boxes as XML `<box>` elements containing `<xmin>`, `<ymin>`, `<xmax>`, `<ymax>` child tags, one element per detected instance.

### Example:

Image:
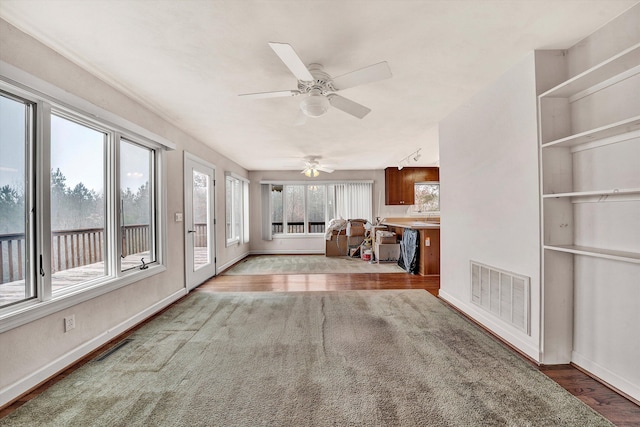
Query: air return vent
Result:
<box><xmin>470</xmin><ymin>261</ymin><xmax>530</xmax><ymax>335</ymax></box>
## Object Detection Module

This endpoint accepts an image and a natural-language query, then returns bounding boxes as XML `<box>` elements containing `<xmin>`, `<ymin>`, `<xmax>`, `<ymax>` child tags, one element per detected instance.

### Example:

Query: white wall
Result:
<box><xmin>0</xmin><ymin>18</ymin><xmax>249</xmax><ymax>405</ymax></box>
<box><xmin>438</xmin><ymin>52</ymin><xmax>543</xmax><ymax>360</ymax></box>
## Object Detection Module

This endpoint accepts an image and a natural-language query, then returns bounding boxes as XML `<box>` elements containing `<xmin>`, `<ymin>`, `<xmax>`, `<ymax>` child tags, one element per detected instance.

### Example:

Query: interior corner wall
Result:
<box><xmin>438</xmin><ymin>52</ymin><xmax>542</xmax><ymax>361</ymax></box>
<box><xmin>0</xmin><ymin>18</ymin><xmax>249</xmax><ymax>406</ymax></box>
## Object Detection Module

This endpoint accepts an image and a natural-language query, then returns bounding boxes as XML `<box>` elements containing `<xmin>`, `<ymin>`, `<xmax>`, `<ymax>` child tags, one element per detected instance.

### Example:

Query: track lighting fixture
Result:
<box><xmin>397</xmin><ymin>148</ymin><xmax>422</xmax><ymax>170</ymax></box>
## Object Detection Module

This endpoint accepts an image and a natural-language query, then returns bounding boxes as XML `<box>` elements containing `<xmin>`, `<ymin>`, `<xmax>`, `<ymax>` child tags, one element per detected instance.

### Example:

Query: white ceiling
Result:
<box><xmin>1</xmin><ymin>0</ymin><xmax>637</xmax><ymax>172</ymax></box>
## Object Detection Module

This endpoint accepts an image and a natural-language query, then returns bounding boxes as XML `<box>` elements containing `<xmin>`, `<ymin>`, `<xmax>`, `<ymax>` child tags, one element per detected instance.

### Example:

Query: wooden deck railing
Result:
<box><xmin>272</xmin><ymin>221</ymin><xmax>325</xmax><ymax>234</ymax></box>
<box><xmin>0</xmin><ymin>233</ymin><xmax>24</xmax><ymax>285</ymax></box>
<box><xmin>0</xmin><ymin>223</ymin><xmax>210</xmax><ymax>285</ymax></box>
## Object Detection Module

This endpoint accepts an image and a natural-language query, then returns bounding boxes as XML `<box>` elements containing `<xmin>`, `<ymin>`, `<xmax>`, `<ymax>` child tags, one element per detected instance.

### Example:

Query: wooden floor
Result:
<box><xmin>2</xmin><ymin>272</ymin><xmax>639</xmax><ymax>426</ymax></box>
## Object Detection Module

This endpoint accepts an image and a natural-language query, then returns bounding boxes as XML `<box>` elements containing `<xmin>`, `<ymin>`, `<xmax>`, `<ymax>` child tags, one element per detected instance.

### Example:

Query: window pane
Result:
<box><xmin>225</xmin><ymin>176</ymin><xmax>241</xmax><ymax>244</ymax></box>
<box><xmin>0</xmin><ymin>94</ymin><xmax>31</xmax><ymax>307</ymax></box>
<box><xmin>307</xmin><ymin>185</ymin><xmax>325</xmax><ymax>233</ymax></box>
<box><xmin>271</xmin><ymin>185</ymin><xmax>283</xmax><ymax>234</ymax></box>
<box><xmin>225</xmin><ymin>178</ymin><xmax>233</xmax><ymax>239</ymax></box>
<box><xmin>285</xmin><ymin>185</ymin><xmax>304</xmax><ymax>234</ymax></box>
<box><xmin>233</xmin><ymin>179</ymin><xmax>242</xmax><ymax>239</ymax></box>
<box><xmin>414</xmin><ymin>183</ymin><xmax>440</xmax><ymax>212</ymax></box>
<box><xmin>327</xmin><ymin>185</ymin><xmax>335</xmax><ymax>222</ymax></box>
<box><xmin>120</xmin><ymin>139</ymin><xmax>155</xmax><ymax>271</ymax></box>
<box><xmin>50</xmin><ymin>114</ymin><xmax>106</xmax><ymax>292</ymax></box>
<box><xmin>193</xmin><ymin>170</ymin><xmax>210</xmax><ymax>269</ymax></box>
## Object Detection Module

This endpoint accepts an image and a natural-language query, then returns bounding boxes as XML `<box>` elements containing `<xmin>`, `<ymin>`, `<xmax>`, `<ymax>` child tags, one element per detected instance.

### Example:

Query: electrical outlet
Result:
<box><xmin>64</xmin><ymin>315</ymin><xmax>75</xmax><ymax>332</ymax></box>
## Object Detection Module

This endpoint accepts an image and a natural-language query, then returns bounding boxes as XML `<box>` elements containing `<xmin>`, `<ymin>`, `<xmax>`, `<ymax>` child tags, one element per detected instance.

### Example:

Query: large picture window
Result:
<box><xmin>268</xmin><ymin>182</ymin><xmax>370</xmax><ymax>236</ymax></box>
<box><xmin>0</xmin><ymin>79</ymin><xmax>169</xmax><ymax>326</ymax></box>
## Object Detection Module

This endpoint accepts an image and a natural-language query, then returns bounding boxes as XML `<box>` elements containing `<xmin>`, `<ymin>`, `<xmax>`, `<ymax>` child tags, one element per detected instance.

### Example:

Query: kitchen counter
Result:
<box><xmin>381</xmin><ymin>220</ymin><xmax>440</xmax><ymax>230</ymax></box>
<box><xmin>380</xmin><ymin>218</ymin><xmax>440</xmax><ymax>276</ymax></box>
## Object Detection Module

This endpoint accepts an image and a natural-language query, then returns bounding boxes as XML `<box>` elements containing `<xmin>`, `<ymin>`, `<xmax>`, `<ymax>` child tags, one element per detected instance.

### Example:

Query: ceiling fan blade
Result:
<box><xmin>331</xmin><ymin>61</ymin><xmax>392</xmax><ymax>91</ymax></box>
<box><xmin>328</xmin><ymin>94</ymin><xmax>371</xmax><ymax>119</ymax></box>
<box><xmin>316</xmin><ymin>166</ymin><xmax>334</xmax><ymax>173</ymax></box>
<box><xmin>268</xmin><ymin>42</ymin><xmax>314</xmax><ymax>82</ymax></box>
<box><xmin>239</xmin><ymin>90</ymin><xmax>300</xmax><ymax>99</ymax></box>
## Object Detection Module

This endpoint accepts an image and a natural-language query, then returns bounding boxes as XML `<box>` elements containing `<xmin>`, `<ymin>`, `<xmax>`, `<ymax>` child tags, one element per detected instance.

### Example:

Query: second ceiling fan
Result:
<box><xmin>239</xmin><ymin>42</ymin><xmax>392</xmax><ymax>119</ymax></box>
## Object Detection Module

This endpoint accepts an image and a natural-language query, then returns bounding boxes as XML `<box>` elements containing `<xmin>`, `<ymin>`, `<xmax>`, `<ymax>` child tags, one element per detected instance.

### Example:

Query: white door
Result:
<box><xmin>184</xmin><ymin>153</ymin><xmax>216</xmax><ymax>290</ymax></box>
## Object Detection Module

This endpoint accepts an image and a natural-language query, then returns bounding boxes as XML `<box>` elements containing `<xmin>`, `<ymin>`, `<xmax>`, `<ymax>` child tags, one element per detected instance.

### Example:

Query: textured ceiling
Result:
<box><xmin>0</xmin><ymin>0</ymin><xmax>636</xmax><ymax>172</ymax></box>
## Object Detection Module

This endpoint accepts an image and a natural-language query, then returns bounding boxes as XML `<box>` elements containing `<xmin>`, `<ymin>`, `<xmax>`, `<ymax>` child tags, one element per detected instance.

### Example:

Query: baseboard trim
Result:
<box><xmin>216</xmin><ymin>252</ymin><xmax>250</xmax><ymax>275</ymax></box>
<box><xmin>439</xmin><ymin>290</ymin><xmax>540</xmax><ymax>362</ymax></box>
<box><xmin>0</xmin><ymin>288</ymin><xmax>187</xmax><ymax>408</ymax></box>
<box><xmin>249</xmin><ymin>250</ymin><xmax>324</xmax><ymax>255</ymax></box>
<box><xmin>571</xmin><ymin>351</ymin><xmax>640</xmax><ymax>403</ymax></box>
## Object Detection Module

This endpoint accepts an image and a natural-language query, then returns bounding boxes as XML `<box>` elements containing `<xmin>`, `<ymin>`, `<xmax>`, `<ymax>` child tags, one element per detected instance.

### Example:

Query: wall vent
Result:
<box><xmin>470</xmin><ymin>261</ymin><xmax>530</xmax><ymax>335</ymax></box>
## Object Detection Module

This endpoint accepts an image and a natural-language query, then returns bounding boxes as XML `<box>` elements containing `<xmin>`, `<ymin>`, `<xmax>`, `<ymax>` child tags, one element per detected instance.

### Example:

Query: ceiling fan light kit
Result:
<box><xmin>301</xmin><ymin>158</ymin><xmax>334</xmax><ymax>178</ymax></box>
<box><xmin>239</xmin><ymin>42</ymin><xmax>392</xmax><ymax>120</ymax></box>
<box><xmin>304</xmin><ymin>168</ymin><xmax>320</xmax><ymax>177</ymax></box>
<box><xmin>300</xmin><ymin>89</ymin><xmax>330</xmax><ymax>118</ymax></box>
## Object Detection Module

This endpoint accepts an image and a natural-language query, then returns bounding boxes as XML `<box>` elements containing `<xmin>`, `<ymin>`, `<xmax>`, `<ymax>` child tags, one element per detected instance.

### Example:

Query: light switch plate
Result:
<box><xmin>175</xmin><ymin>213</ymin><xmax>183</xmax><ymax>222</ymax></box>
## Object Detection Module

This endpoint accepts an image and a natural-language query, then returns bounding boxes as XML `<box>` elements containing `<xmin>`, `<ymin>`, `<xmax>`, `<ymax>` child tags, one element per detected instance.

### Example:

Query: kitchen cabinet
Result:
<box><xmin>384</xmin><ymin>167</ymin><xmax>439</xmax><ymax>205</ymax></box>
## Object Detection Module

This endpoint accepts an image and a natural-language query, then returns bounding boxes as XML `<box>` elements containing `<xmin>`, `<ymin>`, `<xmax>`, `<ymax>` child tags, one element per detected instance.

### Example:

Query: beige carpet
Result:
<box><xmin>0</xmin><ymin>290</ymin><xmax>611</xmax><ymax>426</ymax></box>
<box><xmin>223</xmin><ymin>254</ymin><xmax>404</xmax><ymax>275</ymax></box>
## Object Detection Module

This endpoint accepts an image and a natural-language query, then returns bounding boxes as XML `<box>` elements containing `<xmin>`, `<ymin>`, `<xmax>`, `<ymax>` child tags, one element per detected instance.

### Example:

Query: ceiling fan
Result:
<box><xmin>301</xmin><ymin>158</ymin><xmax>334</xmax><ymax>177</ymax></box>
<box><xmin>239</xmin><ymin>42</ymin><xmax>392</xmax><ymax>119</ymax></box>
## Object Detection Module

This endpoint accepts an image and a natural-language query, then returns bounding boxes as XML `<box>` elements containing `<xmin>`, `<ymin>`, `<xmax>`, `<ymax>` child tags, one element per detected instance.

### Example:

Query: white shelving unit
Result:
<box><xmin>538</xmin><ymin>43</ymin><xmax>640</xmax><ymax>365</ymax></box>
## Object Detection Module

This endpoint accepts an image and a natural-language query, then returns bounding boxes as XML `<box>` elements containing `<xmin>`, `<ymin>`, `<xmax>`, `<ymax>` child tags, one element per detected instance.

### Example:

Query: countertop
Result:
<box><xmin>381</xmin><ymin>219</ymin><xmax>440</xmax><ymax>230</ymax></box>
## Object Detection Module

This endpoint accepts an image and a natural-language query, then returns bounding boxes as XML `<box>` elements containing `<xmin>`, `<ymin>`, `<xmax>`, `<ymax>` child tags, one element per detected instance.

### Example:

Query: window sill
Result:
<box><xmin>226</xmin><ymin>238</ymin><xmax>240</xmax><ymax>247</ymax></box>
<box><xmin>0</xmin><ymin>264</ymin><xmax>166</xmax><ymax>334</ymax></box>
<box><xmin>272</xmin><ymin>234</ymin><xmax>325</xmax><ymax>239</ymax></box>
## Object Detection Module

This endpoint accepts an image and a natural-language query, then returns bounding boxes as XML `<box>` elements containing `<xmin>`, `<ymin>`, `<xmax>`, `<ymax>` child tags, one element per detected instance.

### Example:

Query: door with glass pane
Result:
<box><xmin>184</xmin><ymin>153</ymin><xmax>216</xmax><ymax>290</ymax></box>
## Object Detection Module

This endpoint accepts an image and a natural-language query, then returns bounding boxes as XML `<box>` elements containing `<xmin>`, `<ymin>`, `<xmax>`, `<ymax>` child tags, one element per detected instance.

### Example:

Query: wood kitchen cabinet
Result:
<box><xmin>384</xmin><ymin>167</ymin><xmax>439</xmax><ymax>205</ymax></box>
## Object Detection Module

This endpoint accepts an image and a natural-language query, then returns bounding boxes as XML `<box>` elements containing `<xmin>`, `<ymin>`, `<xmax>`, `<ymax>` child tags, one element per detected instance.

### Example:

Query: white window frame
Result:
<box><xmin>0</xmin><ymin>68</ymin><xmax>172</xmax><ymax>333</ymax></box>
<box><xmin>225</xmin><ymin>172</ymin><xmax>249</xmax><ymax>247</ymax></box>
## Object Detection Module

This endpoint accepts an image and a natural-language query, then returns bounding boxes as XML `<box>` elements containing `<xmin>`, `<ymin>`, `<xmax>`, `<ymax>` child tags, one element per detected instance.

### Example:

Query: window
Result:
<box><xmin>267</xmin><ymin>182</ymin><xmax>371</xmax><ymax>236</ymax></box>
<box><xmin>120</xmin><ymin>139</ymin><xmax>156</xmax><ymax>271</ymax></box>
<box><xmin>225</xmin><ymin>173</ymin><xmax>249</xmax><ymax>246</ymax></box>
<box><xmin>285</xmin><ymin>185</ymin><xmax>305</xmax><ymax>234</ymax></box>
<box><xmin>0</xmin><ymin>78</ymin><xmax>170</xmax><ymax>326</ymax></box>
<box><xmin>0</xmin><ymin>92</ymin><xmax>33</xmax><ymax>307</ymax></box>
<box><xmin>307</xmin><ymin>185</ymin><xmax>326</xmax><ymax>233</ymax></box>
<box><xmin>414</xmin><ymin>182</ymin><xmax>440</xmax><ymax>213</ymax></box>
<box><xmin>50</xmin><ymin>113</ymin><xmax>107</xmax><ymax>292</ymax></box>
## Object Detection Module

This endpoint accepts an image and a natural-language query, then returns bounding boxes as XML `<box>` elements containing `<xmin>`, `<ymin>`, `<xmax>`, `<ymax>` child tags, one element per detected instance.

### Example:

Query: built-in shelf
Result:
<box><xmin>541</xmin><ymin>116</ymin><xmax>640</xmax><ymax>149</ymax></box>
<box><xmin>544</xmin><ymin>245</ymin><xmax>640</xmax><ymax>264</ymax></box>
<box><xmin>543</xmin><ymin>188</ymin><xmax>640</xmax><ymax>199</ymax></box>
<box><xmin>541</xmin><ymin>43</ymin><xmax>640</xmax><ymax>98</ymax></box>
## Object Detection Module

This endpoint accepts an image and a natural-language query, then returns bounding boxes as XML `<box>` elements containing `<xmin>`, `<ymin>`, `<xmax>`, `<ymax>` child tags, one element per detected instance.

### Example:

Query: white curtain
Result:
<box><xmin>335</xmin><ymin>182</ymin><xmax>373</xmax><ymax>222</ymax></box>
